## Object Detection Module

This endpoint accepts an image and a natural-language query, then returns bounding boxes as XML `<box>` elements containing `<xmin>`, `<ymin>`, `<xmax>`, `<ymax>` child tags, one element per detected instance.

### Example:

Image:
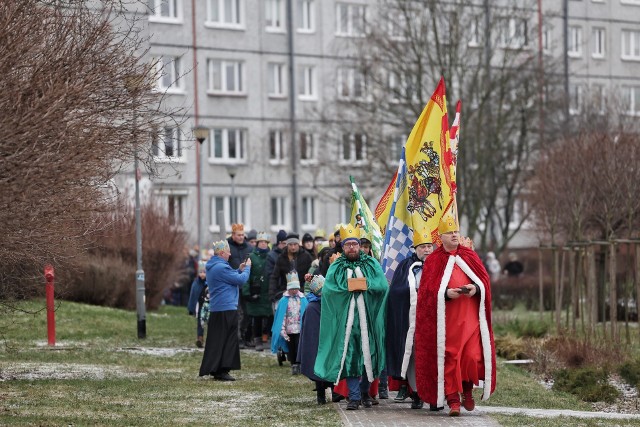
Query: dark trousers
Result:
<box><xmin>237</xmin><ymin>297</ymin><xmax>252</xmax><ymax>341</ymax></box>
<box><xmin>287</xmin><ymin>333</ymin><xmax>300</xmax><ymax>365</ymax></box>
<box><xmin>252</xmin><ymin>316</ymin><xmax>266</xmax><ymax>338</ymax></box>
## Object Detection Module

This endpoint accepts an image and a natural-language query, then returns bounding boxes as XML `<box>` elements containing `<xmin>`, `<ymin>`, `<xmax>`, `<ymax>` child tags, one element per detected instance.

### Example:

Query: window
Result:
<box><xmin>271</xmin><ymin>197</ymin><xmax>288</xmax><ymax>230</ymax></box>
<box><xmin>542</xmin><ymin>25</ymin><xmax>552</xmax><ymax>53</ymax></box>
<box><xmin>469</xmin><ymin>15</ymin><xmax>482</xmax><ymax>46</ymax></box>
<box><xmin>337</xmin><ymin>68</ymin><xmax>367</xmax><ymax>100</ymax></box>
<box><xmin>388</xmin><ymin>71</ymin><xmax>419</xmax><ymax>103</ymax></box>
<box><xmin>155</xmin><ymin>56</ymin><xmax>184</xmax><ymax>92</ymax></box>
<box><xmin>387</xmin><ymin>8</ymin><xmax>407</xmax><ymax>40</ymax></box>
<box><xmin>299</xmin><ymin>132</ymin><xmax>316</xmax><ymax>163</ymax></box>
<box><xmin>336</xmin><ymin>3</ymin><xmax>366</xmax><ymax>37</ymax></box>
<box><xmin>498</xmin><ymin>17</ymin><xmax>528</xmax><ymax>49</ymax></box>
<box><xmin>210</xmin><ymin>196</ymin><xmax>247</xmax><ymax>232</ymax></box>
<box><xmin>297</xmin><ymin>0</ymin><xmax>315</xmax><ymax>32</ymax></box>
<box><xmin>207</xmin><ymin>59</ymin><xmax>244</xmax><ymax>95</ymax></box>
<box><xmin>568</xmin><ymin>26</ymin><xmax>583</xmax><ymax>57</ymax></box>
<box><xmin>298</xmin><ymin>65</ymin><xmax>316</xmax><ymax>100</ymax></box>
<box><xmin>302</xmin><ymin>196</ymin><xmax>316</xmax><ymax>228</ymax></box>
<box><xmin>568</xmin><ymin>84</ymin><xmax>583</xmax><ymax>115</ymax></box>
<box><xmin>210</xmin><ymin>128</ymin><xmax>246</xmax><ymax>162</ymax></box>
<box><xmin>266</xmin><ymin>0</ymin><xmax>286</xmax><ymax>31</ymax></box>
<box><xmin>592</xmin><ymin>27</ymin><xmax>605</xmax><ymax>58</ymax></box>
<box><xmin>591</xmin><ymin>84</ymin><xmax>606</xmax><ymax>114</ymax></box>
<box><xmin>148</xmin><ymin>0</ymin><xmax>181</xmax><ymax>21</ymax></box>
<box><xmin>269</xmin><ymin>130</ymin><xmax>287</xmax><ymax>163</ymax></box>
<box><xmin>340</xmin><ymin>133</ymin><xmax>367</xmax><ymax>165</ymax></box>
<box><xmin>622</xmin><ymin>30</ymin><xmax>640</xmax><ymax>60</ymax></box>
<box><xmin>340</xmin><ymin>197</ymin><xmax>351</xmax><ymax>224</ymax></box>
<box><xmin>206</xmin><ymin>0</ymin><xmax>243</xmax><ymax>28</ymax></box>
<box><xmin>389</xmin><ymin>134</ymin><xmax>406</xmax><ymax>162</ymax></box>
<box><xmin>167</xmin><ymin>195</ymin><xmax>184</xmax><ymax>226</ymax></box>
<box><xmin>621</xmin><ymin>85</ymin><xmax>640</xmax><ymax>116</ymax></box>
<box><xmin>267</xmin><ymin>63</ymin><xmax>286</xmax><ymax>97</ymax></box>
<box><xmin>152</xmin><ymin>127</ymin><xmax>184</xmax><ymax>161</ymax></box>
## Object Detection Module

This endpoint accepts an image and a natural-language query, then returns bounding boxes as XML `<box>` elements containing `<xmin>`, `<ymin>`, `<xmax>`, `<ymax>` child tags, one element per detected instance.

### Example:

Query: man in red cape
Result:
<box><xmin>414</xmin><ymin>213</ymin><xmax>496</xmax><ymax>416</ymax></box>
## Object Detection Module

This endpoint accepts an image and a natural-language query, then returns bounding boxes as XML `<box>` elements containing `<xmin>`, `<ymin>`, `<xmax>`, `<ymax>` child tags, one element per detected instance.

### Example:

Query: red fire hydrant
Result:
<box><xmin>44</xmin><ymin>265</ymin><xmax>55</xmax><ymax>346</ymax></box>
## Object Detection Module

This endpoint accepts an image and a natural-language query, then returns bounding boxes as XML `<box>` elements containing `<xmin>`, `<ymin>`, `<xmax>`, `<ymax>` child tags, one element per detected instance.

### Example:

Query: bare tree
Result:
<box><xmin>320</xmin><ymin>0</ymin><xmax>565</xmax><ymax>253</ymax></box>
<box><xmin>0</xmin><ymin>0</ymin><xmax>176</xmax><ymax>298</ymax></box>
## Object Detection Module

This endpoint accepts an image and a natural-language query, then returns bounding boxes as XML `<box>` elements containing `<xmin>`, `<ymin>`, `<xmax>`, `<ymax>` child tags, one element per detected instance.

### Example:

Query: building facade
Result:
<box><xmin>118</xmin><ymin>0</ymin><xmax>640</xmax><ymax>250</ymax></box>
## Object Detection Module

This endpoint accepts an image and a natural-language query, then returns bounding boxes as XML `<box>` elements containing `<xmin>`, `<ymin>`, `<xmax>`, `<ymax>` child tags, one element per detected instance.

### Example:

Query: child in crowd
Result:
<box><xmin>271</xmin><ymin>271</ymin><xmax>308</xmax><ymax>375</ymax></box>
<box><xmin>188</xmin><ymin>260</ymin><xmax>209</xmax><ymax>348</ymax></box>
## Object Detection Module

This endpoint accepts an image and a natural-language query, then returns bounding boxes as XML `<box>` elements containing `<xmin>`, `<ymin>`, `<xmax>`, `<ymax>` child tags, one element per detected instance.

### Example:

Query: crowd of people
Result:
<box><xmin>190</xmin><ymin>216</ymin><xmax>497</xmax><ymax>417</ymax></box>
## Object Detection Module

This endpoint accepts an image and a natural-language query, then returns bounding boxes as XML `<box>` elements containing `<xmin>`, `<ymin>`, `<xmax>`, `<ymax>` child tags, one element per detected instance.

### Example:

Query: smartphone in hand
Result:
<box><xmin>458</xmin><ymin>287</ymin><xmax>471</xmax><ymax>294</ymax></box>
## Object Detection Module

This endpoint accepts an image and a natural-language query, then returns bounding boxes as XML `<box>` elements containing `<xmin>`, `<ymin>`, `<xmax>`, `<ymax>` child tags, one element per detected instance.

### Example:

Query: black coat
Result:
<box><xmin>227</xmin><ymin>237</ymin><xmax>253</xmax><ymax>270</ymax></box>
<box><xmin>386</xmin><ymin>253</ymin><xmax>422</xmax><ymax>378</ymax></box>
<box><xmin>297</xmin><ymin>299</ymin><xmax>323</xmax><ymax>381</ymax></box>
<box><xmin>269</xmin><ymin>248</ymin><xmax>313</xmax><ymax>300</ymax></box>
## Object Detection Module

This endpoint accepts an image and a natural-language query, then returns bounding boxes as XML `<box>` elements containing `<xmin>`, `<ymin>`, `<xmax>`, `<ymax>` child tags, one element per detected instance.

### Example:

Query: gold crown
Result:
<box><xmin>412</xmin><ymin>226</ymin><xmax>432</xmax><ymax>247</ymax></box>
<box><xmin>339</xmin><ymin>223</ymin><xmax>359</xmax><ymax>242</ymax></box>
<box><xmin>231</xmin><ymin>223</ymin><xmax>244</xmax><ymax>232</ymax></box>
<box><xmin>437</xmin><ymin>213</ymin><xmax>459</xmax><ymax>234</ymax></box>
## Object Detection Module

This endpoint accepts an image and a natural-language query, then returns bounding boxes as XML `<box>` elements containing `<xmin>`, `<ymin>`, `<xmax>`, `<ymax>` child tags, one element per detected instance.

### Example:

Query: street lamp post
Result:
<box><xmin>193</xmin><ymin>126</ymin><xmax>209</xmax><ymax>259</ymax></box>
<box><xmin>226</xmin><ymin>165</ymin><xmax>238</xmax><ymax>224</ymax></box>
<box><xmin>125</xmin><ymin>74</ymin><xmax>146</xmax><ymax>339</ymax></box>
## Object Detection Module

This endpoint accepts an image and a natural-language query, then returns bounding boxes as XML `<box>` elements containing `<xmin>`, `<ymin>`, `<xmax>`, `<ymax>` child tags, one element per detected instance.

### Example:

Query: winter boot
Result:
<box><xmin>462</xmin><ymin>381</ymin><xmax>475</xmax><ymax>411</ymax></box>
<box><xmin>378</xmin><ymin>383</ymin><xmax>389</xmax><ymax>399</ymax></box>
<box><xmin>195</xmin><ymin>336</ymin><xmax>204</xmax><ymax>348</ymax></box>
<box><xmin>316</xmin><ymin>388</ymin><xmax>327</xmax><ymax>405</ymax></box>
<box><xmin>253</xmin><ymin>337</ymin><xmax>263</xmax><ymax>351</ymax></box>
<box><xmin>394</xmin><ymin>384</ymin><xmax>409</xmax><ymax>401</ymax></box>
<box><xmin>410</xmin><ymin>392</ymin><xmax>424</xmax><ymax>409</ymax></box>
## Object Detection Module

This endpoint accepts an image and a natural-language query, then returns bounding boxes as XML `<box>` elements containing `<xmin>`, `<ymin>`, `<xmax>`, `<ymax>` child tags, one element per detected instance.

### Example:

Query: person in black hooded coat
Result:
<box><xmin>269</xmin><ymin>233</ymin><xmax>313</xmax><ymax>300</ymax></box>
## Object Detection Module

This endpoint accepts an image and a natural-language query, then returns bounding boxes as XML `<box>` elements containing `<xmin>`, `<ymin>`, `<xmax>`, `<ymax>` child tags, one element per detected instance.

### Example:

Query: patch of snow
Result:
<box><xmin>0</xmin><ymin>362</ymin><xmax>146</xmax><ymax>381</ymax></box>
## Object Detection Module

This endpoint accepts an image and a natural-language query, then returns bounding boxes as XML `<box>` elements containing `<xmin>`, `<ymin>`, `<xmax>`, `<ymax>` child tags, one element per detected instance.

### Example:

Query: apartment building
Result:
<box><xmin>118</xmin><ymin>0</ymin><xmax>640</xmax><ymax>249</ymax></box>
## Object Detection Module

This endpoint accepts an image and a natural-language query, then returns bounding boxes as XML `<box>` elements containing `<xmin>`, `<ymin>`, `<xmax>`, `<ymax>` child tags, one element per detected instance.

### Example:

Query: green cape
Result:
<box><xmin>313</xmin><ymin>252</ymin><xmax>388</xmax><ymax>382</ymax></box>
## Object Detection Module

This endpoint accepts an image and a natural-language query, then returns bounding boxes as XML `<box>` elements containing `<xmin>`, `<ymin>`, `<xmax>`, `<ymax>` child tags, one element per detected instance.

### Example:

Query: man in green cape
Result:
<box><xmin>314</xmin><ymin>223</ymin><xmax>388</xmax><ymax>410</ymax></box>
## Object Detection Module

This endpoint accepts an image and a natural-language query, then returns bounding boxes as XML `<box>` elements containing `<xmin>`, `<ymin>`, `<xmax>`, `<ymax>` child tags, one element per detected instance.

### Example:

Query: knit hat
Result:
<box><xmin>246</xmin><ymin>229</ymin><xmax>257</xmax><ymax>241</ymax></box>
<box><xmin>302</xmin><ymin>233</ymin><xmax>314</xmax><ymax>243</ymax></box>
<box><xmin>276</xmin><ymin>229</ymin><xmax>287</xmax><ymax>243</ymax></box>
<box><xmin>308</xmin><ymin>275</ymin><xmax>325</xmax><ymax>296</ymax></box>
<box><xmin>286</xmin><ymin>233</ymin><xmax>300</xmax><ymax>245</ymax></box>
<box><xmin>286</xmin><ymin>271</ymin><xmax>300</xmax><ymax>290</ymax></box>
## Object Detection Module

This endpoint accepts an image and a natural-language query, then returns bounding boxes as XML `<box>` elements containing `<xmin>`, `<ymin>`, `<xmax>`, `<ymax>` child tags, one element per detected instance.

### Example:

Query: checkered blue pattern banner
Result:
<box><xmin>381</xmin><ymin>216</ymin><xmax>412</xmax><ymax>283</ymax></box>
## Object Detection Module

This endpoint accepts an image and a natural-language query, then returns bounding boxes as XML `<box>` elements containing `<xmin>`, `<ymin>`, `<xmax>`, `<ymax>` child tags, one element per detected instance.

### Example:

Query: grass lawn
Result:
<box><xmin>0</xmin><ymin>300</ymin><xmax>611</xmax><ymax>426</ymax></box>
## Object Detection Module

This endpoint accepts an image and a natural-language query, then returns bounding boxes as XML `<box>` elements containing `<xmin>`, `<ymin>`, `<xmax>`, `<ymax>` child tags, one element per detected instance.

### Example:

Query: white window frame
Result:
<box><xmin>620</xmin><ymin>0</ymin><xmax>640</xmax><ymax>5</ymax></box>
<box><xmin>299</xmin><ymin>132</ymin><xmax>316</xmax><ymax>164</ymax></box>
<box><xmin>206</xmin><ymin>0</ymin><xmax>244</xmax><ymax>29</ymax></box>
<box><xmin>339</xmin><ymin>133</ymin><xmax>367</xmax><ymax>166</ymax></box>
<box><xmin>167</xmin><ymin>195</ymin><xmax>185</xmax><ymax>227</ymax></box>
<box><xmin>207</xmin><ymin>59</ymin><xmax>245</xmax><ymax>95</ymax></box>
<box><xmin>591</xmin><ymin>84</ymin><xmax>606</xmax><ymax>114</ymax></box>
<box><xmin>568</xmin><ymin>26</ymin><xmax>583</xmax><ymax>58</ymax></box>
<box><xmin>210</xmin><ymin>196</ymin><xmax>248</xmax><ymax>233</ymax></box>
<box><xmin>301</xmin><ymin>196</ymin><xmax>316</xmax><ymax>229</ymax></box>
<box><xmin>266</xmin><ymin>0</ymin><xmax>286</xmax><ymax>32</ymax></box>
<box><xmin>389</xmin><ymin>134</ymin><xmax>406</xmax><ymax>163</ymax></box>
<box><xmin>152</xmin><ymin>127</ymin><xmax>185</xmax><ymax>162</ymax></box>
<box><xmin>298</xmin><ymin>65</ymin><xmax>317</xmax><ymax>100</ymax></box>
<box><xmin>591</xmin><ymin>27</ymin><xmax>605</xmax><ymax>58</ymax></box>
<box><xmin>155</xmin><ymin>56</ymin><xmax>184</xmax><ymax>93</ymax></box>
<box><xmin>297</xmin><ymin>0</ymin><xmax>315</xmax><ymax>33</ymax></box>
<box><xmin>209</xmin><ymin>128</ymin><xmax>247</xmax><ymax>163</ymax></box>
<box><xmin>270</xmin><ymin>197</ymin><xmax>289</xmax><ymax>231</ymax></box>
<box><xmin>387</xmin><ymin>8</ymin><xmax>407</xmax><ymax>40</ymax></box>
<box><xmin>468</xmin><ymin>15</ymin><xmax>482</xmax><ymax>47</ymax></box>
<box><xmin>148</xmin><ymin>0</ymin><xmax>182</xmax><ymax>23</ymax></box>
<box><xmin>269</xmin><ymin>130</ymin><xmax>287</xmax><ymax>164</ymax></box>
<box><xmin>267</xmin><ymin>62</ymin><xmax>286</xmax><ymax>98</ymax></box>
<box><xmin>622</xmin><ymin>30</ymin><xmax>640</xmax><ymax>61</ymax></box>
<box><xmin>542</xmin><ymin>25</ymin><xmax>552</xmax><ymax>54</ymax></box>
<box><xmin>337</xmin><ymin>67</ymin><xmax>367</xmax><ymax>101</ymax></box>
<box><xmin>498</xmin><ymin>17</ymin><xmax>529</xmax><ymax>49</ymax></box>
<box><xmin>568</xmin><ymin>84</ymin><xmax>583</xmax><ymax>115</ymax></box>
<box><xmin>340</xmin><ymin>196</ymin><xmax>351</xmax><ymax>224</ymax></box>
<box><xmin>621</xmin><ymin>85</ymin><xmax>640</xmax><ymax>116</ymax></box>
<box><xmin>336</xmin><ymin>3</ymin><xmax>366</xmax><ymax>37</ymax></box>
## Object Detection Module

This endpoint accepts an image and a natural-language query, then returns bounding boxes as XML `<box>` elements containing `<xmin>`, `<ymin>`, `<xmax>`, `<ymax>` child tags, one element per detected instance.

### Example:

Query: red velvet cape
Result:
<box><xmin>414</xmin><ymin>244</ymin><xmax>496</xmax><ymax>406</ymax></box>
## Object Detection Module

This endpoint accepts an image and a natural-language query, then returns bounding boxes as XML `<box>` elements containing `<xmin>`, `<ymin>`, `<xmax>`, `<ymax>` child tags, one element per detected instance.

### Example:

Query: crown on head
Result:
<box><xmin>256</xmin><ymin>231</ymin><xmax>270</xmax><ymax>242</ymax></box>
<box><xmin>286</xmin><ymin>271</ymin><xmax>300</xmax><ymax>290</ymax></box>
<box><xmin>198</xmin><ymin>260</ymin><xmax>207</xmax><ymax>272</ymax></box>
<box><xmin>437</xmin><ymin>213</ymin><xmax>459</xmax><ymax>234</ymax></box>
<box><xmin>212</xmin><ymin>240</ymin><xmax>230</xmax><ymax>254</ymax></box>
<box><xmin>339</xmin><ymin>223</ymin><xmax>359</xmax><ymax>243</ymax></box>
<box><xmin>413</xmin><ymin>226</ymin><xmax>433</xmax><ymax>247</ymax></box>
<box><xmin>309</xmin><ymin>275</ymin><xmax>325</xmax><ymax>296</ymax></box>
<box><xmin>231</xmin><ymin>223</ymin><xmax>244</xmax><ymax>233</ymax></box>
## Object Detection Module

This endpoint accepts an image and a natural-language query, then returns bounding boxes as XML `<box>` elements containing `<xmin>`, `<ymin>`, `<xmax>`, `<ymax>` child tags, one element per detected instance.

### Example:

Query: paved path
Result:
<box><xmin>337</xmin><ymin>393</ymin><xmax>640</xmax><ymax>426</ymax></box>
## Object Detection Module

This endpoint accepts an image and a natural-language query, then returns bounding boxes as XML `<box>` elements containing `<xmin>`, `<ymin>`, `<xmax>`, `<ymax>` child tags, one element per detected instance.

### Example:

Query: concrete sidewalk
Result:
<box><xmin>337</xmin><ymin>393</ymin><xmax>640</xmax><ymax>426</ymax></box>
